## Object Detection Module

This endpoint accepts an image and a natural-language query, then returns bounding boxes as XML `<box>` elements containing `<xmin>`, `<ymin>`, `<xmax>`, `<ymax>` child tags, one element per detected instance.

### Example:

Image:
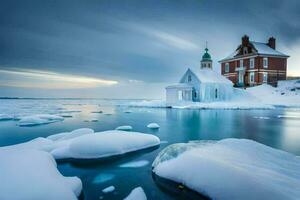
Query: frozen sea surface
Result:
<box><xmin>0</xmin><ymin>99</ymin><xmax>300</xmax><ymax>200</ymax></box>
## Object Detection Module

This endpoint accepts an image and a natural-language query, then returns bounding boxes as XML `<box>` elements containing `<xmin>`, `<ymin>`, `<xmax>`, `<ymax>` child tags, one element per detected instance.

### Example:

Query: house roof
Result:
<box><xmin>219</xmin><ymin>41</ymin><xmax>289</xmax><ymax>62</ymax></box>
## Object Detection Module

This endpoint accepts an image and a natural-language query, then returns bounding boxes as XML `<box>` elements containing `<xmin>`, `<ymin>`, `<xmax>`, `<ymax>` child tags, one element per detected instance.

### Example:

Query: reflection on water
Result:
<box><xmin>0</xmin><ymin>99</ymin><xmax>300</xmax><ymax>199</ymax></box>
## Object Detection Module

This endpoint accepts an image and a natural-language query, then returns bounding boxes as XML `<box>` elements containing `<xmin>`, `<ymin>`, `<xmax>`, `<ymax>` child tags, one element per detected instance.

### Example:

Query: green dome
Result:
<box><xmin>201</xmin><ymin>48</ymin><xmax>212</xmax><ymax>61</ymax></box>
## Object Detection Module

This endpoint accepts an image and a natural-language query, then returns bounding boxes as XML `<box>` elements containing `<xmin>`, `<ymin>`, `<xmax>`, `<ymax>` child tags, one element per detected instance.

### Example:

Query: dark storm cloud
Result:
<box><xmin>0</xmin><ymin>0</ymin><xmax>299</xmax><ymax>88</ymax></box>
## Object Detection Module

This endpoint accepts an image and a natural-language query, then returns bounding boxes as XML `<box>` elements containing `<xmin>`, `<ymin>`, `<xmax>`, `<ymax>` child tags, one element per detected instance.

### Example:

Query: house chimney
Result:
<box><xmin>242</xmin><ymin>35</ymin><xmax>249</xmax><ymax>46</ymax></box>
<box><xmin>268</xmin><ymin>37</ymin><xmax>276</xmax><ymax>49</ymax></box>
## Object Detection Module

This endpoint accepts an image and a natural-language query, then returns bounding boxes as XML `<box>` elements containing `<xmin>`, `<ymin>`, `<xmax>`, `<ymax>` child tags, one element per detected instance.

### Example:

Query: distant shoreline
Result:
<box><xmin>0</xmin><ymin>97</ymin><xmax>159</xmax><ymax>101</ymax></box>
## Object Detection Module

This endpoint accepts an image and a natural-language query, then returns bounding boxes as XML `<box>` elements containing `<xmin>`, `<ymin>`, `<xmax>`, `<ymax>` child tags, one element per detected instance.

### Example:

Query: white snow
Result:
<box><xmin>18</xmin><ymin>114</ymin><xmax>64</xmax><ymax>126</ymax></box>
<box><xmin>246</xmin><ymin>84</ymin><xmax>300</xmax><ymax>107</ymax></box>
<box><xmin>0</xmin><ymin>149</ymin><xmax>82</xmax><ymax>200</ymax></box>
<box><xmin>147</xmin><ymin>123</ymin><xmax>160</xmax><ymax>129</ymax></box>
<box><xmin>153</xmin><ymin>139</ymin><xmax>300</xmax><ymax>200</ymax></box>
<box><xmin>119</xmin><ymin>160</ymin><xmax>149</xmax><ymax>168</ymax></box>
<box><xmin>124</xmin><ymin>187</ymin><xmax>147</xmax><ymax>200</ymax></box>
<box><xmin>102</xmin><ymin>186</ymin><xmax>115</xmax><ymax>193</ymax></box>
<box><xmin>116</xmin><ymin>125</ymin><xmax>133</xmax><ymax>131</ymax></box>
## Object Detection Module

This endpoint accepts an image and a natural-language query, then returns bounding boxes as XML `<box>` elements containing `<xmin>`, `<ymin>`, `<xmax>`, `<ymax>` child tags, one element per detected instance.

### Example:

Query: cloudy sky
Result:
<box><xmin>1</xmin><ymin>0</ymin><xmax>300</xmax><ymax>98</ymax></box>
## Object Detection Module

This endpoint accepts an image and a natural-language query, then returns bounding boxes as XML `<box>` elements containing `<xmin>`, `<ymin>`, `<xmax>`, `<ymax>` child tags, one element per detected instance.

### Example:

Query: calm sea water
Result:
<box><xmin>0</xmin><ymin>99</ymin><xmax>300</xmax><ymax>199</ymax></box>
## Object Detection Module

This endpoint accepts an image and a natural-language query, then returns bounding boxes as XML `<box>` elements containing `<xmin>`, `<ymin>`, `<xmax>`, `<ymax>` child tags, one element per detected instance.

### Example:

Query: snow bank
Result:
<box><xmin>102</xmin><ymin>186</ymin><xmax>115</xmax><ymax>193</ymax></box>
<box><xmin>247</xmin><ymin>84</ymin><xmax>300</xmax><ymax>107</ymax></box>
<box><xmin>152</xmin><ymin>139</ymin><xmax>300</xmax><ymax>200</ymax></box>
<box><xmin>51</xmin><ymin>130</ymin><xmax>160</xmax><ymax>159</ymax></box>
<box><xmin>18</xmin><ymin>114</ymin><xmax>64</xmax><ymax>126</ymax></box>
<box><xmin>147</xmin><ymin>123</ymin><xmax>160</xmax><ymax>129</ymax></box>
<box><xmin>116</xmin><ymin>125</ymin><xmax>133</xmax><ymax>131</ymax></box>
<box><xmin>0</xmin><ymin>149</ymin><xmax>82</xmax><ymax>200</ymax></box>
<box><xmin>124</xmin><ymin>187</ymin><xmax>147</xmax><ymax>200</ymax></box>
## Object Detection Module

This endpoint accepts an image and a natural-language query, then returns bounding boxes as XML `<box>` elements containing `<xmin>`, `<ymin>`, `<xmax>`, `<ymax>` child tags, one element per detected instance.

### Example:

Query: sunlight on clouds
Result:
<box><xmin>0</xmin><ymin>68</ymin><xmax>118</xmax><ymax>89</ymax></box>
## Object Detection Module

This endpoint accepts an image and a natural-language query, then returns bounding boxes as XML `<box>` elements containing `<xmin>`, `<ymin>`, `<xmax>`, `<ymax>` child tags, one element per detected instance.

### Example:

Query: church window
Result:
<box><xmin>194</xmin><ymin>91</ymin><xmax>197</xmax><ymax>98</ymax></box>
<box><xmin>208</xmin><ymin>63</ymin><xmax>211</xmax><ymax>68</ymax></box>
<box><xmin>188</xmin><ymin>75</ymin><xmax>192</xmax><ymax>82</ymax></box>
<box><xmin>215</xmin><ymin>88</ymin><xmax>218</xmax><ymax>99</ymax></box>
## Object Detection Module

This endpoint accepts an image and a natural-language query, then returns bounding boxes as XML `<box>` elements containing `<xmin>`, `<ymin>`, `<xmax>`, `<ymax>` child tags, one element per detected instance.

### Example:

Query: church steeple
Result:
<box><xmin>201</xmin><ymin>42</ymin><xmax>212</xmax><ymax>69</ymax></box>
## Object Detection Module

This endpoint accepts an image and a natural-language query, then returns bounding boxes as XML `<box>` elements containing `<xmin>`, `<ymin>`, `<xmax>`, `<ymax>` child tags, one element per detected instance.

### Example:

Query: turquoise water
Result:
<box><xmin>0</xmin><ymin>99</ymin><xmax>300</xmax><ymax>199</ymax></box>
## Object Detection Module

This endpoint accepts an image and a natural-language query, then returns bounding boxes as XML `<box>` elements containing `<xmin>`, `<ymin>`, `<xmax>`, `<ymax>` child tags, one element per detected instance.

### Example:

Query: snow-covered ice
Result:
<box><xmin>152</xmin><ymin>139</ymin><xmax>300</xmax><ymax>200</ymax></box>
<box><xmin>0</xmin><ymin>149</ymin><xmax>82</xmax><ymax>200</ymax></box>
<box><xmin>124</xmin><ymin>187</ymin><xmax>147</xmax><ymax>200</ymax></box>
<box><xmin>102</xmin><ymin>185</ymin><xmax>115</xmax><ymax>193</ymax></box>
<box><xmin>119</xmin><ymin>160</ymin><xmax>149</xmax><ymax>168</ymax></box>
<box><xmin>1</xmin><ymin>128</ymin><xmax>160</xmax><ymax>160</ymax></box>
<box><xmin>147</xmin><ymin>123</ymin><xmax>160</xmax><ymax>129</ymax></box>
<box><xmin>116</xmin><ymin>125</ymin><xmax>133</xmax><ymax>131</ymax></box>
<box><xmin>51</xmin><ymin>130</ymin><xmax>160</xmax><ymax>159</ymax></box>
<box><xmin>18</xmin><ymin>114</ymin><xmax>64</xmax><ymax>126</ymax></box>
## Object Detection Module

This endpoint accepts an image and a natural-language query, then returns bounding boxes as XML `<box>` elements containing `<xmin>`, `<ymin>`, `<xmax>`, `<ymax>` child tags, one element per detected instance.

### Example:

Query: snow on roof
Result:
<box><xmin>220</xmin><ymin>41</ymin><xmax>289</xmax><ymax>62</ymax></box>
<box><xmin>194</xmin><ymin>69</ymin><xmax>233</xmax><ymax>85</ymax></box>
<box><xmin>251</xmin><ymin>41</ymin><xmax>288</xmax><ymax>57</ymax></box>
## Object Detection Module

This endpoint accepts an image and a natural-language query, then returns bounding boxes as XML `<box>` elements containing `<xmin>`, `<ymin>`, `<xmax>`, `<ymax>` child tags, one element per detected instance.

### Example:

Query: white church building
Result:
<box><xmin>166</xmin><ymin>47</ymin><xmax>233</xmax><ymax>105</ymax></box>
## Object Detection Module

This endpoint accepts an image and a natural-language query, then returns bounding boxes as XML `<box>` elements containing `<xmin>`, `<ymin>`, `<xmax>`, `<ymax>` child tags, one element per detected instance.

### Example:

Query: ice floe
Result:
<box><xmin>124</xmin><ymin>187</ymin><xmax>147</xmax><ymax>200</ymax></box>
<box><xmin>102</xmin><ymin>185</ymin><xmax>115</xmax><ymax>193</ymax></box>
<box><xmin>253</xmin><ymin>116</ymin><xmax>270</xmax><ymax>120</ymax></box>
<box><xmin>0</xmin><ymin>149</ymin><xmax>82</xmax><ymax>200</ymax></box>
<box><xmin>116</xmin><ymin>125</ymin><xmax>133</xmax><ymax>131</ymax></box>
<box><xmin>152</xmin><ymin>139</ymin><xmax>300</xmax><ymax>200</ymax></box>
<box><xmin>147</xmin><ymin>123</ymin><xmax>160</xmax><ymax>129</ymax></box>
<box><xmin>119</xmin><ymin>160</ymin><xmax>149</xmax><ymax>168</ymax></box>
<box><xmin>18</xmin><ymin>114</ymin><xmax>64</xmax><ymax>126</ymax></box>
<box><xmin>51</xmin><ymin>130</ymin><xmax>160</xmax><ymax>159</ymax></box>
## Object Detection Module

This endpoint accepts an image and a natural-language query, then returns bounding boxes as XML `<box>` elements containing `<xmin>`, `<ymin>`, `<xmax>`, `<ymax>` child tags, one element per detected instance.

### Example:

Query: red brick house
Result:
<box><xmin>219</xmin><ymin>35</ymin><xmax>289</xmax><ymax>87</ymax></box>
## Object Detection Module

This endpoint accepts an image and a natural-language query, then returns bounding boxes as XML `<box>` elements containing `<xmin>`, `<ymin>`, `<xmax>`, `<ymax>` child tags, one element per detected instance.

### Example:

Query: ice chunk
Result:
<box><xmin>0</xmin><ymin>149</ymin><xmax>82</xmax><ymax>200</ymax></box>
<box><xmin>0</xmin><ymin>114</ymin><xmax>14</xmax><ymax>121</ymax></box>
<box><xmin>18</xmin><ymin>114</ymin><xmax>64</xmax><ymax>126</ymax></box>
<box><xmin>253</xmin><ymin>116</ymin><xmax>270</xmax><ymax>120</ymax></box>
<box><xmin>147</xmin><ymin>123</ymin><xmax>160</xmax><ymax>129</ymax></box>
<box><xmin>124</xmin><ymin>187</ymin><xmax>147</xmax><ymax>200</ymax></box>
<box><xmin>119</xmin><ymin>160</ymin><xmax>149</xmax><ymax>168</ymax></box>
<box><xmin>152</xmin><ymin>139</ymin><xmax>300</xmax><ymax>200</ymax></box>
<box><xmin>47</xmin><ymin>128</ymin><xmax>94</xmax><ymax>141</ymax></box>
<box><xmin>93</xmin><ymin>173</ymin><xmax>115</xmax><ymax>184</ymax></box>
<box><xmin>51</xmin><ymin>130</ymin><xmax>160</xmax><ymax>159</ymax></box>
<box><xmin>102</xmin><ymin>185</ymin><xmax>115</xmax><ymax>193</ymax></box>
<box><xmin>116</xmin><ymin>125</ymin><xmax>133</xmax><ymax>131</ymax></box>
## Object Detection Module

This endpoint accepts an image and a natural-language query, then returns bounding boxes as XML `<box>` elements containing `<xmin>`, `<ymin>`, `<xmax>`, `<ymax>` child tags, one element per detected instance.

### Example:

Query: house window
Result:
<box><xmin>263</xmin><ymin>57</ymin><xmax>268</xmax><ymax>68</ymax></box>
<box><xmin>263</xmin><ymin>72</ymin><xmax>268</xmax><ymax>83</ymax></box>
<box><xmin>194</xmin><ymin>91</ymin><xmax>197</xmax><ymax>98</ymax></box>
<box><xmin>215</xmin><ymin>89</ymin><xmax>218</xmax><ymax>99</ymax></box>
<box><xmin>188</xmin><ymin>75</ymin><xmax>192</xmax><ymax>82</ymax></box>
<box><xmin>240</xmin><ymin>59</ymin><xmax>243</xmax><ymax>68</ymax></box>
<box><xmin>225</xmin><ymin>63</ymin><xmax>229</xmax><ymax>73</ymax></box>
<box><xmin>250</xmin><ymin>72</ymin><xmax>255</xmax><ymax>83</ymax></box>
<box><xmin>250</xmin><ymin>58</ymin><xmax>254</xmax><ymax>69</ymax></box>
